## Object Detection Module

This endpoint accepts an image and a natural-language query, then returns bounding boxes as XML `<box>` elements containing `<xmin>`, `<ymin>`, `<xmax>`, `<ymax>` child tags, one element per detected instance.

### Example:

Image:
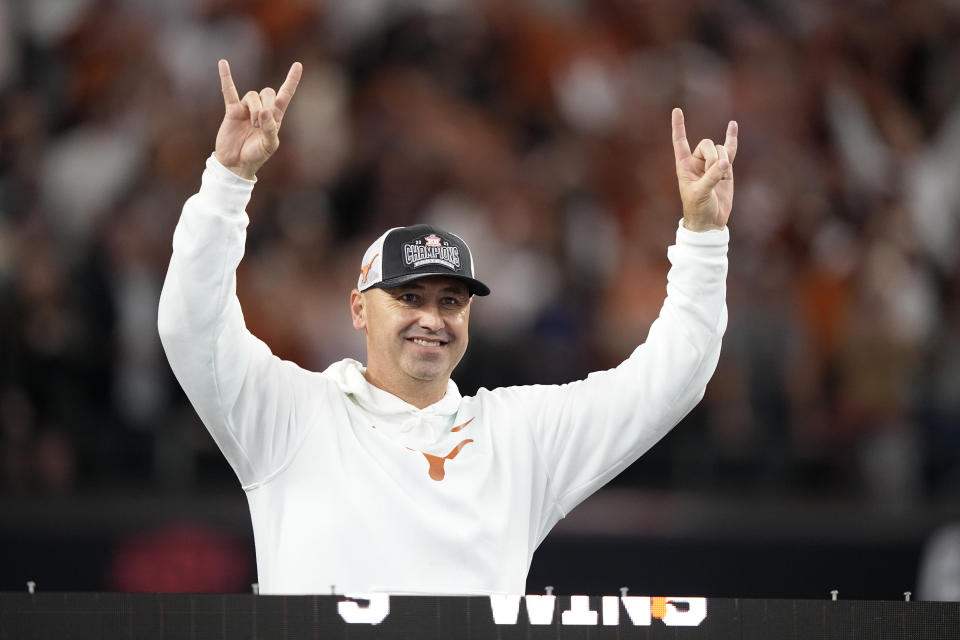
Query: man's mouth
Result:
<box><xmin>409</xmin><ymin>337</ymin><xmax>445</xmax><ymax>347</ymax></box>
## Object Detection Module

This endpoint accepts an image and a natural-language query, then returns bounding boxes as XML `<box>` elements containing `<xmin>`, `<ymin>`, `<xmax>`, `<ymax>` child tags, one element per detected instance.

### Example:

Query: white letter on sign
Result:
<box><xmin>524</xmin><ymin>595</ymin><xmax>556</xmax><ymax>624</ymax></box>
<box><xmin>561</xmin><ymin>595</ymin><xmax>598</xmax><ymax>625</ymax></box>
<box><xmin>601</xmin><ymin>596</ymin><xmax>619</xmax><ymax>625</ymax></box>
<box><xmin>621</xmin><ymin>596</ymin><xmax>652</xmax><ymax>625</ymax></box>
<box><xmin>337</xmin><ymin>593</ymin><xmax>390</xmax><ymax>624</ymax></box>
<box><xmin>489</xmin><ymin>595</ymin><xmax>522</xmax><ymax>624</ymax></box>
<box><xmin>661</xmin><ymin>598</ymin><xmax>707</xmax><ymax>626</ymax></box>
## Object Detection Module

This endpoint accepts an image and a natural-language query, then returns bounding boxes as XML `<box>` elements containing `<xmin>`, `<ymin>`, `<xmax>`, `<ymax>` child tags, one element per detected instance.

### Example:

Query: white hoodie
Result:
<box><xmin>158</xmin><ymin>155</ymin><xmax>729</xmax><ymax>595</ymax></box>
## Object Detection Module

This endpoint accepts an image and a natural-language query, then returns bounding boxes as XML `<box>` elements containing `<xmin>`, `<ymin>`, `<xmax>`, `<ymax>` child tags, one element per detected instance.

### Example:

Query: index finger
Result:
<box><xmin>219</xmin><ymin>59</ymin><xmax>240</xmax><ymax>107</ymax></box>
<box><xmin>724</xmin><ymin>120</ymin><xmax>738</xmax><ymax>163</ymax></box>
<box><xmin>274</xmin><ymin>62</ymin><xmax>303</xmax><ymax>117</ymax></box>
<box><xmin>672</xmin><ymin>107</ymin><xmax>692</xmax><ymax>163</ymax></box>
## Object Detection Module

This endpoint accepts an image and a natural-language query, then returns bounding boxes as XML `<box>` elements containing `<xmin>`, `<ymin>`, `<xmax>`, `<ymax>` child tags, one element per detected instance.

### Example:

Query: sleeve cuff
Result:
<box><xmin>197</xmin><ymin>153</ymin><xmax>256</xmax><ymax>214</ymax></box>
<box><xmin>675</xmin><ymin>219</ymin><xmax>730</xmax><ymax>248</ymax></box>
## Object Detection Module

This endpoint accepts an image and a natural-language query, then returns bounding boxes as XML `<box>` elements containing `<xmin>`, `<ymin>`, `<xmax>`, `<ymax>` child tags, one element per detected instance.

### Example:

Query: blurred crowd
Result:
<box><xmin>1</xmin><ymin>0</ymin><xmax>959</xmax><ymax>506</ymax></box>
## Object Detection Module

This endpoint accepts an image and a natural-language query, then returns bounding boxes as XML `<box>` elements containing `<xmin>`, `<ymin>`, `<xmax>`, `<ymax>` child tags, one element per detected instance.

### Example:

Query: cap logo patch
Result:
<box><xmin>360</xmin><ymin>252</ymin><xmax>379</xmax><ymax>284</ymax></box>
<box><xmin>403</xmin><ymin>236</ymin><xmax>461</xmax><ymax>270</ymax></box>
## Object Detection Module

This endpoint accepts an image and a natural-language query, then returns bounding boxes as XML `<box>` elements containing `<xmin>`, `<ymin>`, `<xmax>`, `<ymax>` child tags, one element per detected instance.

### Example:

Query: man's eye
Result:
<box><xmin>399</xmin><ymin>293</ymin><xmax>419</xmax><ymax>304</ymax></box>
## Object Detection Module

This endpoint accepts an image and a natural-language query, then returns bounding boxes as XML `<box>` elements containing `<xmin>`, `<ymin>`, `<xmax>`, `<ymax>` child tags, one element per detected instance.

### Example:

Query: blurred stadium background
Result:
<box><xmin>1</xmin><ymin>0</ymin><xmax>960</xmax><ymax>599</ymax></box>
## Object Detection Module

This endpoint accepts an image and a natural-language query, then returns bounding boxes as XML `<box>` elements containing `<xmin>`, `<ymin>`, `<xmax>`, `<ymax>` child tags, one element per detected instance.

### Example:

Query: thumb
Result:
<box><xmin>700</xmin><ymin>158</ymin><xmax>730</xmax><ymax>191</ymax></box>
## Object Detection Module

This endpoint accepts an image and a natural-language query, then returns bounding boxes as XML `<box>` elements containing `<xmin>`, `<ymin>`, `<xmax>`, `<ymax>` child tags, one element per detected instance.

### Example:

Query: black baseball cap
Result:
<box><xmin>356</xmin><ymin>224</ymin><xmax>491</xmax><ymax>296</ymax></box>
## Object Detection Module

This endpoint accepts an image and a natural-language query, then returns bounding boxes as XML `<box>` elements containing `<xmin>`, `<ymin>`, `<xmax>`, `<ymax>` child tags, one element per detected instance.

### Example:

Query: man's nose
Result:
<box><xmin>417</xmin><ymin>302</ymin><xmax>444</xmax><ymax>331</ymax></box>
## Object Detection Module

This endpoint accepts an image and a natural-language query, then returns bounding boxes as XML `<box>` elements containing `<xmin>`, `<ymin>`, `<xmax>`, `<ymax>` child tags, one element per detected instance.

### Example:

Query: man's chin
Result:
<box><xmin>403</xmin><ymin>362</ymin><xmax>450</xmax><ymax>383</ymax></box>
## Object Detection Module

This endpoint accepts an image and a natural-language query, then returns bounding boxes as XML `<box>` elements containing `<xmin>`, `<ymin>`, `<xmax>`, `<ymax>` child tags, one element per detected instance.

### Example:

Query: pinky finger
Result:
<box><xmin>724</xmin><ymin>120</ymin><xmax>738</xmax><ymax>163</ymax></box>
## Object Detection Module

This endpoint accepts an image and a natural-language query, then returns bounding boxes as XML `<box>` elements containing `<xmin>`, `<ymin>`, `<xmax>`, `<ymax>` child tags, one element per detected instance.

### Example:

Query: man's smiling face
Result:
<box><xmin>351</xmin><ymin>276</ymin><xmax>471</xmax><ymax>403</ymax></box>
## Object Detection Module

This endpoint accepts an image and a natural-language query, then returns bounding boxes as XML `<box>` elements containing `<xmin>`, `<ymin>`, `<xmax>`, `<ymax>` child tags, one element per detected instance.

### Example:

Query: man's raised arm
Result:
<box><xmin>517</xmin><ymin>109</ymin><xmax>739</xmax><ymax>516</ymax></box>
<box><xmin>157</xmin><ymin>61</ymin><xmax>303</xmax><ymax>486</ymax></box>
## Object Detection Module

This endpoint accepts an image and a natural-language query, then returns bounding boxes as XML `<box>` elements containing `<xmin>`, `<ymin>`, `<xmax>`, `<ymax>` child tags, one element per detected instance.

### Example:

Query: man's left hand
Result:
<box><xmin>671</xmin><ymin>108</ymin><xmax>738</xmax><ymax>232</ymax></box>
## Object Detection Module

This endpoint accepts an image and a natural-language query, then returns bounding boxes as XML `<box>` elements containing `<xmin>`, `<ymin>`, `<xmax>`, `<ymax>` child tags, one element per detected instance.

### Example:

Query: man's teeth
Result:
<box><xmin>412</xmin><ymin>338</ymin><xmax>442</xmax><ymax>346</ymax></box>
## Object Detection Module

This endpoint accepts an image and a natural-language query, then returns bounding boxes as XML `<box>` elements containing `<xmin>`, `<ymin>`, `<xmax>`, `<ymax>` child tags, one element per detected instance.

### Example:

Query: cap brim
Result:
<box><xmin>376</xmin><ymin>272</ymin><xmax>491</xmax><ymax>297</ymax></box>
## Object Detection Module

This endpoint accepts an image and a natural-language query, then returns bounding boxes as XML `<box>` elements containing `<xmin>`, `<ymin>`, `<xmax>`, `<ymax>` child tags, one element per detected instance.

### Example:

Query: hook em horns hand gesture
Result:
<box><xmin>214</xmin><ymin>59</ymin><xmax>303</xmax><ymax>180</ymax></box>
<box><xmin>672</xmin><ymin>108</ymin><xmax>738</xmax><ymax>232</ymax></box>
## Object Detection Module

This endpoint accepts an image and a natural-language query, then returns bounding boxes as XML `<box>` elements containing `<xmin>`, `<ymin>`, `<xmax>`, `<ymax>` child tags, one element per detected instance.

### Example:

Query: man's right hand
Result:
<box><xmin>214</xmin><ymin>59</ymin><xmax>303</xmax><ymax>180</ymax></box>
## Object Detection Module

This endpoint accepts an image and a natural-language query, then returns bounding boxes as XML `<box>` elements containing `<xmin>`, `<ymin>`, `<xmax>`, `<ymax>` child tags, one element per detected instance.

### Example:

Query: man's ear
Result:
<box><xmin>350</xmin><ymin>289</ymin><xmax>366</xmax><ymax>331</ymax></box>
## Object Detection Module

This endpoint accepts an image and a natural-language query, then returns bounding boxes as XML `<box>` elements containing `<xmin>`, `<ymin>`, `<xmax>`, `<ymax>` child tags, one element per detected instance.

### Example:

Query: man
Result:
<box><xmin>158</xmin><ymin>59</ymin><xmax>737</xmax><ymax>595</ymax></box>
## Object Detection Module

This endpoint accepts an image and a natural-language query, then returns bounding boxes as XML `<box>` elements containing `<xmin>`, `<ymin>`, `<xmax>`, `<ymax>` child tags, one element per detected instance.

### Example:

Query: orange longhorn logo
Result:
<box><xmin>424</xmin><ymin>417</ymin><xmax>475</xmax><ymax>480</ymax></box>
<box><xmin>370</xmin><ymin>417</ymin><xmax>475</xmax><ymax>481</ymax></box>
<box><xmin>422</xmin><ymin>439</ymin><xmax>474</xmax><ymax>481</ymax></box>
<box><xmin>360</xmin><ymin>253</ymin><xmax>379</xmax><ymax>284</ymax></box>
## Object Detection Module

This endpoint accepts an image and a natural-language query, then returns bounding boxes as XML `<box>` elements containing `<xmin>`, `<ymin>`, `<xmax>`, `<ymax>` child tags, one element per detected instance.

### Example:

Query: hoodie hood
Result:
<box><xmin>321</xmin><ymin>358</ymin><xmax>465</xmax><ymax>451</ymax></box>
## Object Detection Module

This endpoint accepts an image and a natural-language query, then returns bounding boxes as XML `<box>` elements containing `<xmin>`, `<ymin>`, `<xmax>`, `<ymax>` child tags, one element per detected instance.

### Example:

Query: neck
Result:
<box><xmin>363</xmin><ymin>367</ymin><xmax>448</xmax><ymax>409</ymax></box>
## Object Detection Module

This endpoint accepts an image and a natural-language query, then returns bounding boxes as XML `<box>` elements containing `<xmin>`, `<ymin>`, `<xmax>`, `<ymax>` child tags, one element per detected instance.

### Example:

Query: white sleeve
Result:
<box><xmin>515</xmin><ymin>221</ymin><xmax>728</xmax><ymax>516</ymax></box>
<box><xmin>157</xmin><ymin>155</ymin><xmax>317</xmax><ymax>488</ymax></box>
